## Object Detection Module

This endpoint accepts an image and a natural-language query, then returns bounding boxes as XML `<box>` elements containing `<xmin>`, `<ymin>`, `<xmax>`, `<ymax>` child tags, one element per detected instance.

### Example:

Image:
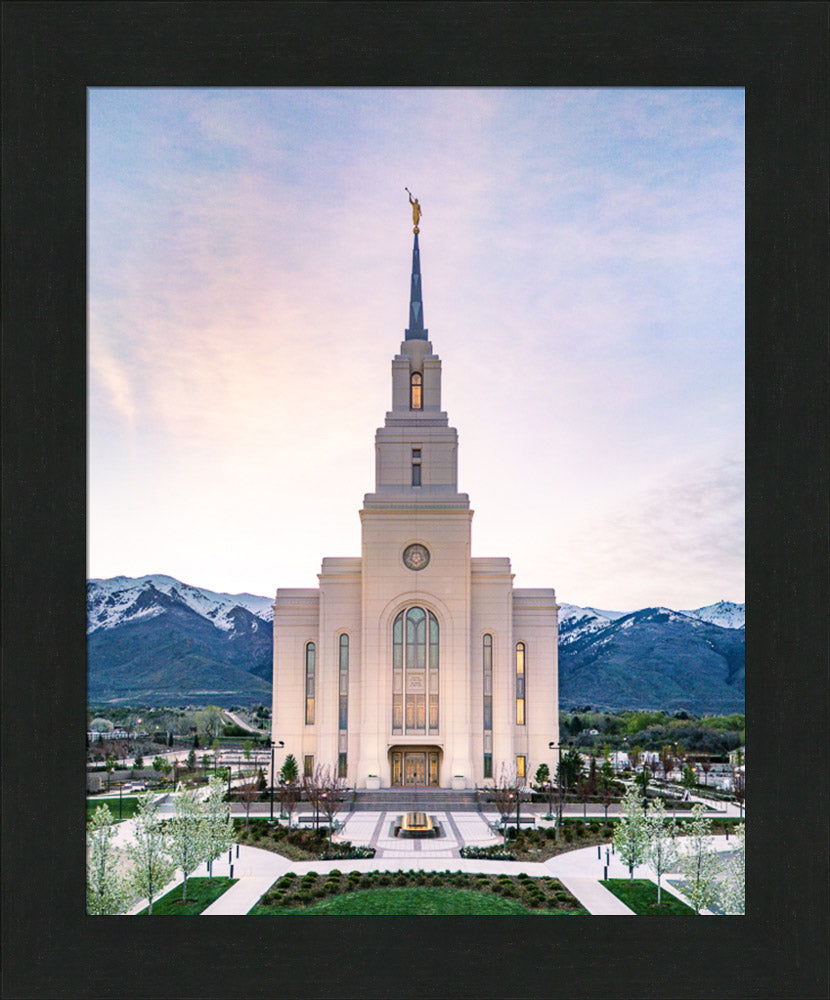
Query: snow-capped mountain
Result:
<box><xmin>86</xmin><ymin>574</ymin><xmax>744</xmax><ymax>712</ymax></box>
<box><xmin>87</xmin><ymin>575</ymin><xmax>274</xmax><ymax>705</ymax></box>
<box><xmin>680</xmin><ymin>600</ymin><xmax>745</xmax><ymax>630</ymax></box>
<box><xmin>87</xmin><ymin>574</ymin><xmax>273</xmax><ymax>634</ymax></box>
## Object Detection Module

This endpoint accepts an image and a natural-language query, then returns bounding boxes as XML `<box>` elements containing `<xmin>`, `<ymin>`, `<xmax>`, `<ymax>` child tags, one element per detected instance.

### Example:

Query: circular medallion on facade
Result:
<box><xmin>403</xmin><ymin>543</ymin><xmax>430</xmax><ymax>571</ymax></box>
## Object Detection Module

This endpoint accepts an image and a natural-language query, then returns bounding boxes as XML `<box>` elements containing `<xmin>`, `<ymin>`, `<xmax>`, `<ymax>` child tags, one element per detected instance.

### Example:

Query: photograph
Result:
<box><xmin>86</xmin><ymin>87</ymin><xmax>746</xmax><ymax>920</ymax></box>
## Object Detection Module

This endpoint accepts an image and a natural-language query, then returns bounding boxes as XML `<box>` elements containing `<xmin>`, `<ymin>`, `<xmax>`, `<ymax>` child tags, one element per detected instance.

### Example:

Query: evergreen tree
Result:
<box><xmin>126</xmin><ymin>791</ymin><xmax>174</xmax><ymax>915</ymax></box>
<box><xmin>87</xmin><ymin>805</ymin><xmax>130</xmax><ymax>915</ymax></box>
<box><xmin>643</xmin><ymin>799</ymin><xmax>679</xmax><ymax>906</ymax></box>
<box><xmin>678</xmin><ymin>803</ymin><xmax>722</xmax><ymax>914</ymax></box>
<box><xmin>280</xmin><ymin>753</ymin><xmax>299</xmax><ymax>784</ymax></box>
<box><xmin>168</xmin><ymin>787</ymin><xmax>208</xmax><ymax>904</ymax></box>
<box><xmin>613</xmin><ymin>788</ymin><xmax>647</xmax><ymax>879</ymax></box>
<box><xmin>133</xmin><ymin>754</ymin><xmax>144</xmax><ymax>770</ymax></box>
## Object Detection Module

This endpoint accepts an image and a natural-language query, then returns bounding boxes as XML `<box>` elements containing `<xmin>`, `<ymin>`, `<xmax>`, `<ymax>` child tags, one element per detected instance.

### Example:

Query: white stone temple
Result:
<box><xmin>272</xmin><ymin>210</ymin><xmax>559</xmax><ymax>790</ymax></box>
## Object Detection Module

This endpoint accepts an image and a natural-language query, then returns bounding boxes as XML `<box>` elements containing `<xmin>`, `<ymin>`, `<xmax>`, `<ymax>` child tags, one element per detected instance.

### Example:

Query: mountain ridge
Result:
<box><xmin>86</xmin><ymin>575</ymin><xmax>744</xmax><ymax>711</ymax></box>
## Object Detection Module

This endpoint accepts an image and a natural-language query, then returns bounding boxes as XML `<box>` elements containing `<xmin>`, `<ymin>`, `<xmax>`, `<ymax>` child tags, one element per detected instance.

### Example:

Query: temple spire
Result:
<box><xmin>404</xmin><ymin>191</ymin><xmax>428</xmax><ymax>340</ymax></box>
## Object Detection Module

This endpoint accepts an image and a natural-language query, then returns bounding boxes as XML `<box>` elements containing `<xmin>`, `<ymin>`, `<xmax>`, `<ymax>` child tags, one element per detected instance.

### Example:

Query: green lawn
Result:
<box><xmin>251</xmin><ymin>886</ymin><xmax>584</xmax><ymax>915</ymax></box>
<box><xmin>601</xmin><ymin>879</ymin><xmax>696</xmax><ymax>915</ymax></box>
<box><xmin>138</xmin><ymin>877</ymin><xmax>237</xmax><ymax>915</ymax></box>
<box><xmin>86</xmin><ymin>797</ymin><xmax>140</xmax><ymax>821</ymax></box>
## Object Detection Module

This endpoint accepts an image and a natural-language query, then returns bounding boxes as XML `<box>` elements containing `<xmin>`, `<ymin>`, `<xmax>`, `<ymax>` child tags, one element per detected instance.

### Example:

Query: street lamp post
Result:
<box><xmin>269</xmin><ymin>740</ymin><xmax>284</xmax><ymax>822</ymax></box>
<box><xmin>549</xmin><ymin>742</ymin><xmax>564</xmax><ymax>836</ymax></box>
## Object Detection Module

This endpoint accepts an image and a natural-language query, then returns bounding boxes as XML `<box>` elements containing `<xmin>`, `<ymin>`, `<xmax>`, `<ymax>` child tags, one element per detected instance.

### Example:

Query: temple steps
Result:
<box><xmin>347</xmin><ymin>788</ymin><xmax>481</xmax><ymax>812</ymax></box>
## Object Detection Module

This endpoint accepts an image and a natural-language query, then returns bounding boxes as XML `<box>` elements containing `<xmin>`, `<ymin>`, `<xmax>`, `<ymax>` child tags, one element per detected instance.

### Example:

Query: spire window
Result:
<box><xmin>410</xmin><ymin>372</ymin><xmax>423</xmax><ymax>410</ymax></box>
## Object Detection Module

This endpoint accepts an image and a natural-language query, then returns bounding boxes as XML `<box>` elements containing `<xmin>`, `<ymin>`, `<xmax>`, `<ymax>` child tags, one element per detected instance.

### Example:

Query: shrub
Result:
<box><xmin>545</xmin><ymin>826</ymin><xmax>557</xmax><ymax>839</ymax></box>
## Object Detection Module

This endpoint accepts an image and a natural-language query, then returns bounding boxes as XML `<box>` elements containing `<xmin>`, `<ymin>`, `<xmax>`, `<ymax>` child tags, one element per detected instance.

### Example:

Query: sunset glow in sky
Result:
<box><xmin>88</xmin><ymin>88</ymin><xmax>744</xmax><ymax>611</ymax></box>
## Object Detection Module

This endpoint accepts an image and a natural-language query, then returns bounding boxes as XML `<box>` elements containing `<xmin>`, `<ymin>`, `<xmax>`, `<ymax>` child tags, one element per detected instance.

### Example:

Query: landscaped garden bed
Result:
<box><xmin>233</xmin><ymin>819</ymin><xmax>374</xmax><ymax>860</ymax></box>
<box><xmin>250</xmin><ymin>870</ymin><xmax>587</xmax><ymax>915</ymax></box>
<box><xmin>137</xmin><ymin>877</ymin><xmax>237</xmax><ymax>915</ymax></box>
<box><xmin>601</xmin><ymin>878</ymin><xmax>696</xmax><ymax>915</ymax></box>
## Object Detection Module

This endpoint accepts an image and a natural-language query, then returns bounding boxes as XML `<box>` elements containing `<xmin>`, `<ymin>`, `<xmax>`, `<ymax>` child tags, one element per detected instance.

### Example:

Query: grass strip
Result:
<box><xmin>138</xmin><ymin>877</ymin><xmax>237</xmax><ymax>915</ymax></box>
<box><xmin>251</xmin><ymin>886</ymin><xmax>584</xmax><ymax>915</ymax></box>
<box><xmin>86</xmin><ymin>797</ymin><xmax>141</xmax><ymax>821</ymax></box>
<box><xmin>601</xmin><ymin>878</ymin><xmax>696</xmax><ymax>915</ymax></box>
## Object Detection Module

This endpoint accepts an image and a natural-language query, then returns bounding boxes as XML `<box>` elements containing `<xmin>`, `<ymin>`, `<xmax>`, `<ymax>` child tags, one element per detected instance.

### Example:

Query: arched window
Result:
<box><xmin>410</xmin><ymin>371</ymin><xmax>423</xmax><ymax>410</ymax></box>
<box><xmin>304</xmin><ymin>642</ymin><xmax>316</xmax><ymax>725</ymax></box>
<box><xmin>515</xmin><ymin>641</ymin><xmax>526</xmax><ymax>726</ymax></box>
<box><xmin>392</xmin><ymin>607</ymin><xmax>439</xmax><ymax>735</ymax></box>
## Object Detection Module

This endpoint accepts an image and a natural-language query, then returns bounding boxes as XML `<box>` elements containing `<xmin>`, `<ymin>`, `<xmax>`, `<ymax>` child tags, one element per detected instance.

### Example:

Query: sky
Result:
<box><xmin>88</xmin><ymin>88</ymin><xmax>744</xmax><ymax>612</ymax></box>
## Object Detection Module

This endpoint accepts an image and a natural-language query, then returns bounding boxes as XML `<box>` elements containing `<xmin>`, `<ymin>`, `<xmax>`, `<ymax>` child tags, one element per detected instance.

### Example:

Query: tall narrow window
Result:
<box><xmin>338</xmin><ymin>634</ymin><xmax>349</xmax><ymax>731</ymax></box>
<box><xmin>338</xmin><ymin>752</ymin><xmax>348</xmax><ymax>778</ymax></box>
<box><xmin>516</xmin><ymin>754</ymin><xmax>526</xmax><ymax>780</ymax></box>
<box><xmin>410</xmin><ymin>372</ymin><xmax>422</xmax><ymax>410</ymax></box>
<box><xmin>515</xmin><ymin>641</ymin><xmax>526</xmax><ymax>726</ymax></box>
<box><xmin>304</xmin><ymin>754</ymin><xmax>314</xmax><ymax>778</ymax></box>
<box><xmin>392</xmin><ymin>607</ymin><xmax>439</xmax><ymax>735</ymax></box>
<box><xmin>411</xmin><ymin>447</ymin><xmax>422</xmax><ymax>487</ymax></box>
<box><xmin>304</xmin><ymin>641</ymin><xmax>315</xmax><ymax>725</ymax></box>
<box><xmin>483</xmin><ymin>633</ymin><xmax>494</xmax><ymax>779</ymax></box>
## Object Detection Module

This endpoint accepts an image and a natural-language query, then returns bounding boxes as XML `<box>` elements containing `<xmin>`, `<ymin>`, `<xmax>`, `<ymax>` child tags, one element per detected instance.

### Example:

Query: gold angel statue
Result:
<box><xmin>405</xmin><ymin>188</ymin><xmax>422</xmax><ymax>233</ymax></box>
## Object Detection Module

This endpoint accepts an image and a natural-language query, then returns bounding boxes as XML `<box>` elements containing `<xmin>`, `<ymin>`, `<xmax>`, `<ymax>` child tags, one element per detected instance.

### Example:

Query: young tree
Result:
<box><xmin>576</xmin><ymin>775</ymin><xmax>592</xmax><ymax>818</ymax></box>
<box><xmin>238</xmin><ymin>780</ymin><xmax>260</xmax><ymax>831</ymax></box>
<box><xmin>256</xmin><ymin>767</ymin><xmax>267</xmax><ymax>792</ymax></box>
<box><xmin>302</xmin><ymin>765</ymin><xmax>326</xmax><ymax>831</ymax></box>
<box><xmin>203</xmin><ymin>776</ymin><xmax>235</xmax><ymax>881</ymax></box>
<box><xmin>187</xmin><ymin>748</ymin><xmax>197</xmax><ymax>771</ymax></box>
<box><xmin>87</xmin><ymin>805</ymin><xmax>130</xmax><ymax>915</ymax></box>
<box><xmin>319</xmin><ymin>766</ymin><xmax>346</xmax><ymax>843</ymax></box>
<box><xmin>643</xmin><ymin>799</ymin><xmax>679</xmax><ymax>906</ymax></box>
<box><xmin>535</xmin><ymin>763</ymin><xmax>555</xmax><ymax>819</ymax></box>
<box><xmin>732</xmin><ymin>769</ymin><xmax>746</xmax><ymax>817</ymax></box>
<box><xmin>280</xmin><ymin>753</ymin><xmax>299</xmax><ymax>784</ymax></box>
<box><xmin>634</xmin><ymin>765</ymin><xmax>650</xmax><ymax>803</ymax></box>
<box><xmin>599</xmin><ymin>771</ymin><xmax>615</xmax><ymax>821</ymax></box>
<box><xmin>126</xmin><ymin>791</ymin><xmax>174</xmax><ymax>915</ymax></box>
<box><xmin>168</xmin><ymin>787</ymin><xmax>208</xmax><ymax>904</ymax></box>
<box><xmin>660</xmin><ymin>744</ymin><xmax>674</xmax><ymax>780</ymax></box>
<box><xmin>700</xmin><ymin>757</ymin><xmax>713</xmax><ymax>787</ymax></box>
<box><xmin>682</xmin><ymin>763</ymin><xmax>697</xmax><ymax>791</ymax></box>
<box><xmin>278</xmin><ymin>776</ymin><xmax>299</xmax><ymax>828</ymax></box>
<box><xmin>677</xmin><ymin>803</ymin><xmax>721</xmax><ymax>914</ymax></box>
<box><xmin>133</xmin><ymin>753</ymin><xmax>144</xmax><ymax>770</ymax></box>
<box><xmin>613</xmin><ymin>788</ymin><xmax>647</xmax><ymax>879</ymax></box>
<box><xmin>492</xmin><ymin>764</ymin><xmax>523</xmax><ymax>845</ymax></box>
<box><xmin>719</xmin><ymin>823</ymin><xmax>745</xmax><ymax>914</ymax></box>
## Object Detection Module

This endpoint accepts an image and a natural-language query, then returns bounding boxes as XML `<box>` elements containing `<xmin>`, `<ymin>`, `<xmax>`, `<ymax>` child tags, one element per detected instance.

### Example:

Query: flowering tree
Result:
<box><xmin>643</xmin><ymin>799</ymin><xmax>679</xmax><ymax>906</ymax></box>
<box><xmin>203</xmin><ymin>775</ymin><xmax>235</xmax><ymax>880</ymax></box>
<box><xmin>87</xmin><ymin>805</ymin><xmax>130</xmax><ymax>914</ymax></box>
<box><xmin>613</xmin><ymin>788</ymin><xmax>647</xmax><ymax>879</ymax></box>
<box><xmin>126</xmin><ymin>791</ymin><xmax>174</xmax><ymax>914</ymax></box>
<box><xmin>719</xmin><ymin>823</ymin><xmax>745</xmax><ymax>914</ymax></box>
<box><xmin>168</xmin><ymin>787</ymin><xmax>208</xmax><ymax>904</ymax></box>
<box><xmin>678</xmin><ymin>803</ymin><xmax>721</xmax><ymax>914</ymax></box>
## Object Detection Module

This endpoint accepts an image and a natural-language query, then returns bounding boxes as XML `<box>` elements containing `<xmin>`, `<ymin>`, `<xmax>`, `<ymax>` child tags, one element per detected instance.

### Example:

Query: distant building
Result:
<box><xmin>272</xmin><ymin>219</ymin><xmax>560</xmax><ymax>789</ymax></box>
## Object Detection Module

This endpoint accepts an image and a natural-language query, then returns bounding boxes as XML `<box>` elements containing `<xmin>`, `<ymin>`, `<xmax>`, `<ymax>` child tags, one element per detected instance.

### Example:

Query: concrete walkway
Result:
<box><xmin>116</xmin><ymin>801</ymin><xmax>742</xmax><ymax>917</ymax></box>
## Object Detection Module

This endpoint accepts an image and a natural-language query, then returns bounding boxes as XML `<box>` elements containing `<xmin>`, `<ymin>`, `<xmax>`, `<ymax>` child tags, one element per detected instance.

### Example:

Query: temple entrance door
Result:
<box><xmin>390</xmin><ymin>748</ymin><xmax>440</xmax><ymax>786</ymax></box>
<box><xmin>404</xmin><ymin>752</ymin><xmax>427</xmax><ymax>786</ymax></box>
